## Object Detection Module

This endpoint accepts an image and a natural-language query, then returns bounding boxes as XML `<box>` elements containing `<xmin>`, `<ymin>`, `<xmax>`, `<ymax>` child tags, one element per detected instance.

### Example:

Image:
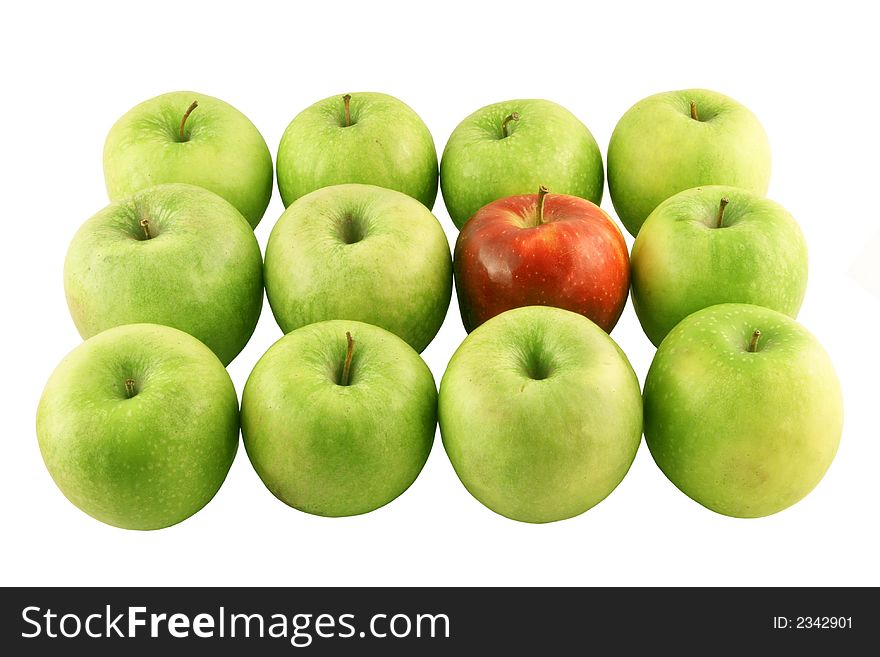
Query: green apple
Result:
<box><xmin>241</xmin><ymin>320</ymin><xmax>436</xmax><ymax>517</ymax></box>
<box><xmin>103</xmin><ymin>90</ymin><xmax>273</xmax><ymax>229</ymax></box>
<box><xmin>631</xmin><ymin>185</ymin><xmax>808</xmax><ymax>346</ymax></box>
<box><xmin>438</xmin><ymin>306</ymin><xmax>642</xmax><ymax>523</ymax></box>
<box><xmin>276</xmin><ymin>92</ymin><xmax>438</xmax><ymax>208</ymax></box>
<box><xmin>264</xmin><ymin>183</ymin><xmax>451</xmax><ymax>352</ymax></box>
<box><xmin>440</xmin><ymin>99</ymin><xmax>604</xmax><ymax>229</ymax></box>
<box><xmin>36</xmin><ymin>323</ymin><xmax>239</xmax><ymax>530</ymax></box>
<box><xmin>64</xmin><ymin>183</ymin><xmax>263</xmax><ymax>365</ymax></box>
<box><xmin>608</xmin><ymin>88</ymin><xmax>771</xmax><ymax>236</ymax></box>
<box><xmin>643</xmin><ymin>303</ymin><xmax>843</xmax><ymax>518</ymax></box>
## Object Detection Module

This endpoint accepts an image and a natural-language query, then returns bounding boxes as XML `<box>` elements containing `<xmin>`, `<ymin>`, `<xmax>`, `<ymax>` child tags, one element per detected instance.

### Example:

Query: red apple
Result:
<box><xmin>454</xmin><ymin>188</ymin><xmax>630</xmax><ymax>332</ymax></box>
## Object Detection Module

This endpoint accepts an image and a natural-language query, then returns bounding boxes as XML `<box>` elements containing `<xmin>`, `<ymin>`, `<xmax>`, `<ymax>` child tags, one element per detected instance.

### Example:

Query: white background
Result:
<box><xmin>1</xmin><ymin>0</ymin><xmax>878</xmax><ymax>587</ymax></box>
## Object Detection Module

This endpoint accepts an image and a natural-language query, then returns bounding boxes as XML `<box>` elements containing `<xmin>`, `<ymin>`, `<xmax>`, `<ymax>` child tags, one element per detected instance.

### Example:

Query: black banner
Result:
<box><xmin>0</xmin><ymin>587</ymin><xmax>871</xmax><ymax>653</ymax></box>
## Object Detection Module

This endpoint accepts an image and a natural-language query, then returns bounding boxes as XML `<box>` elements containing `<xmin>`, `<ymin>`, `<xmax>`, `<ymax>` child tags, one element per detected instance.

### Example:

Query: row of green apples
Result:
<box><xmin>100</xmin><ymin>88</ymin><xmax>770</xmax><ymax>238</ymax></box>
<box><xmin>36</xmin><ymin>299</ymin><xmax>841</xmax><ymax>529</ymax></box>
<box><xmin>38</xmin><ymin>88</ymin><xmax>842</xmax><ymax>528</ymax></box>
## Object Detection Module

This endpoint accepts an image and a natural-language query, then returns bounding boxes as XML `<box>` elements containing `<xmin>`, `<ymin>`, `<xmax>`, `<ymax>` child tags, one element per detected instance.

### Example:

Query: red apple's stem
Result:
<box><xmin>340</xmin><ymin>331</ymin><xmax>355</xmax><ymax>385</ymax></box>
<box><xmin>716</xmin><ymin>197</ymin><xmax>730</xmax><ymax>228</ymax></box>
<box><xmin>343</xmin><ymin>94</ymin><xmax>352</xmax><ymax>127</ymax></box>
<box><xmin>139</xmin><ymin>218</ymin><xmax>152</xmax><ymax>240</ymax></box>
<box><xmin>690</xmin><ymin>101</ymin><xmax>699</xmax><ymax>121</ymax></box>
<box><xmin>536</xmin><ymin>186</ymin><xmax>549</xmax><ymax>225</ymax></box>
<box><xmin>179</xmin><ymin>100</ymin><xmax>198</xmax><ymax>141</ymax></box>
<box><xmin>124</xmin><ymin>378</ymin><xmax>137</xmax><ymax>398</ymax></box>
<box><xmin>749</xmin><ymin>329</ymin><xmax>762</xmax><ymax>353</ymax></box>
<box><xmin>501</xmin><ymin>112</ymin><xmax>520</xmax><ymax>138</ymax></box>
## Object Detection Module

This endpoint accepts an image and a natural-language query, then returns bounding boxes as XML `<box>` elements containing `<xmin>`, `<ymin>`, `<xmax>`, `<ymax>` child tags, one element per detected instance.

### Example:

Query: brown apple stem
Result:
<box><xmin>690</xmin><ymin>101</ymin><xmax>699</xmax><ymax>121</ymax></box>
<box><xmin>139</xmin><ymin>218</ymin><xmax>152</xmax><ymax>240</ymax></box>
<box><xmin>749</xmin><ymin>329</ymin><xmax>762</xmax><ymax>353</ymax></box>
<box><xmin>179</xmin><ymin>100</ymin><xmax>198</xmax><ymax>141</ymax></box>
<box><xmin>340</xmin><ymin>331</ymin><xmax>355</xmax><ymax>385</ymax></box>
<box><xmin>501</xmin><ymin>112</ymin><xmax>520</xmax><ymax>138</ymax></box>
<box><xmin>343</xmin><ymin>94</ymin><xmax>352</xmax><ymax>127</ymax></box>
<box><xmin>536</xmin><ymin>186</ymin><xmax>549</xmax><ymax>225</ymax></box>
<box><xmin>716</xmin><ymin>197</ymin><xmax>730</xmax><ymax>228</ymax></box>
<box><xmin>124</xmin><ymin>378</ymin><xmax>137</xmax><ymax>398</ymax></box>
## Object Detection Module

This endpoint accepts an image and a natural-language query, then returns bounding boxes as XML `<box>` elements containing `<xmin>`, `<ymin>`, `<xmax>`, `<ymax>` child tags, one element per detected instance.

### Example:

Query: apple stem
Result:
<box><xmin>501</xmin><ymin>112</ymin><xmax>520</xmax><ymax>138</ymax></box>
<box><xmin>536</xmin><ymin>186</ymin><xmax>549</xmax><ymax>225</ymax></box>
<box><xmin>749</xmin><ymin>329</ymin><xmax>762</xmax><ymax>353</ymax></box>
<box><xmin>139</xmin><ymin>218</ymin><xmax>152</xmax><ymax>240</ymax></box>
<box><xmin>124</xmin><ymin>378</ymin><xmax>137</xmax><ymax>398</ymax></box>
<box><xmin>716</xmin><ymin>197</ymin><xmax>730</xmax><ymax>228</ymax></box>
<box><xmin>690</xmin><ymin>101</ymin><xmax>699</xmax><ymax>121</ymax></box>
<box><xmin>340</xmin><ymin>331</ymin><xmax>355</xmax><ymax>386</ymax></box>
<box><xmin>179</xmin><ymin>100</ymin><xmax>198</xmax><ymax>142</ymax></box>
<box><xmin>343</xmin><ymin>94</ymin><xmax>352</xmax><ymax>127</ymax></box>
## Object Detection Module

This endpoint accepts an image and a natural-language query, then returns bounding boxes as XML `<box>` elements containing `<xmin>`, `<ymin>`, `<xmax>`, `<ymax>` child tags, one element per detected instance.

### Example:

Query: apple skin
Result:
<box><xmin>454</xmin><ymin>190</ymin><xmax>629</xmax><ymax>333</ymax></box>
<box><xmin>608</xmin><ymin>88</ymin><xmax>771</xmax><ymax>236</ymax></box>
<box><xmin>64</xmin><ymin>183</ymin><xmax>263</xmax><ymax>365</ymax></box>
<box><xmin>264</xmin><ymin>183</ymin><xmax>451</xmax><ymax>353</ymax></box>
<box><xmin>241</xmin><ymin>320</ymin><xmax>436</xmax><ymax>517</ymax></box>
<box><xmin>631</xmin><ymin>185</ymin><xmax>808</xmax><ymax>346</ymax></box>
<box><xmin>440</xmin><ymin>99</ymin><xmax>604</xmax><ymax>229</ymax></box>
<box><xmin>276</xmin><ymin>92</ymin><xmax>438</xmax><ymax>209</ymax></box>
<box><xmin>103</xmin><ymin>91</ymin><xmax>273</xmax><ymax>229</ymax></box>
<box><xmin>439</xmin><ymin>306</ymin><xmax>642</xmax><ymax>523</ymax></box>
<box><xmin>36</xmin><ymin>323</ymin><xmax>239</xmax><ymax>530</ymax></box>
<box><xmin>643</xmin><ymin>304</ymin><xmax>843</xmax><ymax>518</ymax></box>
